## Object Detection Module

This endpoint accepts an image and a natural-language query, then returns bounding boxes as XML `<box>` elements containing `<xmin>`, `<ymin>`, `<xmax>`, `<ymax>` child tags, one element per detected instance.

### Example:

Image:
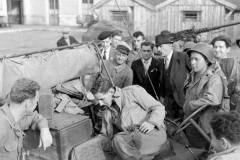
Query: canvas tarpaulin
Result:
<box><xmin>0</xmin><ymin>43</ymin><xmax>101</xmax><ymax>97</ymax></box>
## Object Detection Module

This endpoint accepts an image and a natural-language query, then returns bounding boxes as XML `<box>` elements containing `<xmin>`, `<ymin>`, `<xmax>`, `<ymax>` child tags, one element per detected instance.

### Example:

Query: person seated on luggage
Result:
<box><xmin>91</xmin><ymin>78</ymin><xmax>167</xmax><ymax>160</ymax></box>
<box><xmin>207</xmin><ymin>111</ymin><xmax>240</xmax><ymax>160</ymax></box>
<box><xmin>0</xmin><ymin>78</ymin><xmax>53</xmax><ymax>160</ymax></box>
<box><xmin>57</xmin><ymin>28</ymin><xmax>79</xmax><ymax>47</ymax></box>
<box><xmin>184</xmin><ymin>42</ymin><xmax>224</xmax><ymax>149</ymax></box>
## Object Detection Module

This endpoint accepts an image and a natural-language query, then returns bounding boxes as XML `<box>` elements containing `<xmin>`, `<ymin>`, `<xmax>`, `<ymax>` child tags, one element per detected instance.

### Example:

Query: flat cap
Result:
<box><xmin>98</xmin><ymin>31</ymin><xmax>113</xmax><ymax>40</ymax></box>
<box><xmin>116</xmin><ymin>45</ymin><xmax>130</xmax><ymax>55</ymax></box>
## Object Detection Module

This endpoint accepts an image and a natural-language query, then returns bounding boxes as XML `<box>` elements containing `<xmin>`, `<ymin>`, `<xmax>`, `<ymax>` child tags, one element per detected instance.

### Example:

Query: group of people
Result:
<box><xmin>1</xmin><ymin>28</ymin><xmax>240</xmax><ymax>160</ymax></box>
<box><xmin>85</xmin><ymin>29</ymin><xmax>240</xmax><ymax>160</ymax></box>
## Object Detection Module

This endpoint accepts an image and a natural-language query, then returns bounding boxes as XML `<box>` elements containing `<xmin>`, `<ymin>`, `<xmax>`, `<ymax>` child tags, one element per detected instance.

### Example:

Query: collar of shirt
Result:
<box><xmin>141</xmin><ymin>57</ymin><xmax>152</xmax><ymax>66</ymax></box>
<box><xmin>166</xmin><ymin>51</ymin><xmax>173</xmax><ymax>61</ymax></box>
<box><xmin>103</xmin><ymin>47</ymin><xmax>111</xmax><ymax>60</ymax></box>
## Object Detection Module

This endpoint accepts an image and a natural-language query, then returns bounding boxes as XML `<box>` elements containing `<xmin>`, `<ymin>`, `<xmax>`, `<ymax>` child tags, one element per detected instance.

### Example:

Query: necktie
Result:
<box><xmin>143</xmin><ymin>60</ymin><xmax>149</xmax><ymax>75</ymax></box>
<box><xmin>103</xmin><ymin>49</ymin><xmax>106</xmax><ymax>60</ymax></box>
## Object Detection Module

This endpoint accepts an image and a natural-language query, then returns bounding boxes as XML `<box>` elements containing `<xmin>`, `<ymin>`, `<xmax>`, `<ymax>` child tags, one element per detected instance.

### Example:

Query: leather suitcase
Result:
<box><xmin>24</xmin><ymin>112</ymin><xmax>93</xmax><ymax>160</ymax></box>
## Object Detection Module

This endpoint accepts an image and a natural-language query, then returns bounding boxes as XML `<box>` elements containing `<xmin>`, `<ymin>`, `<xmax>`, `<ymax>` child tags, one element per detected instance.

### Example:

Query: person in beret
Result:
<box><xmin>184</xmin><ymin>42</ymin><xmax>224</xmax><ymax>149</ymax></box>
<box><xmin>56</xmin><ymin>28</ymin><xmax>79</xmax><ymax>48</ymax></box>
<box><xmin>155</xmin><ymin>33</ymin><xmax>191</xmax><ymax>120</ymax></box>
<box><xmin>98</xmin><ymin>31</ymin><xmax>115</xmax><ymax>61</ymax></box>
<box><xmin>131</xmin><ymin>41</ymin><xmax>163</xmax><ymax>100</ymax></box>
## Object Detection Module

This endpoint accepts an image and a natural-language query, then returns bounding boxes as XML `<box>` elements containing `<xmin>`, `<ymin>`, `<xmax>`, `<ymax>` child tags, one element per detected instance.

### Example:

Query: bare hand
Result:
<box><xmin>39</xmin><ymin>128</ymin><xmax>53</xmax><ymax>150</ymax></box>
<box><xmin>139</xmin><ymin>122</ymin><xmax>154</xmax><ymax>134</ymax></box>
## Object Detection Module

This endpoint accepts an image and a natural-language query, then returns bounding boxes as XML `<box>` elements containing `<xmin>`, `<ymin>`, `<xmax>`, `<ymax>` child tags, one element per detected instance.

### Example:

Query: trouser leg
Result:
<box><xmin>112</xmin><ymin>129</ymin><xmax>167</xmax><ymax>160</ymax></box>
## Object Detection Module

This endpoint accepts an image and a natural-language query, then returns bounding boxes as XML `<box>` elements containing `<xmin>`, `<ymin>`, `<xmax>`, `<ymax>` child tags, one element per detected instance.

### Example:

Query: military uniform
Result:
<box><xmin>0</xmin><ymin>104</ymin><xmax>48</xmax><ymax>160</ymax></box>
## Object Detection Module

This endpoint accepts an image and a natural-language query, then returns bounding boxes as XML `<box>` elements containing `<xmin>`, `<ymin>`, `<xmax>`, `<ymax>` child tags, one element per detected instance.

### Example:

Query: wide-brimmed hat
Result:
<box><xmin>155</xmin><ymin>33</ymin><xmax>174</xmax><ymax>46</ymax></box>
<box><xmin>187</xmin><ymin>42</ymin><xmax>215</xmax><ymax>64</ymax></box>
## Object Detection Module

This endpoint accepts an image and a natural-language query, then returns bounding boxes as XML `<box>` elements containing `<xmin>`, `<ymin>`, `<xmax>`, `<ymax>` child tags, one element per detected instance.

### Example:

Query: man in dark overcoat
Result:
<box><xmin>57</xmin><ymin>29</ymin><xmax>79</xmax><ymax>47</ymax></box>
<box><xmin>155</xmin><ymin>34</ymin><xmax>191</xmax><ymax>119</ymax></box>
<box><xmin>131</xmin><ymin>41</ymin><xmax>163</xmax><ymax>100</ymax></box>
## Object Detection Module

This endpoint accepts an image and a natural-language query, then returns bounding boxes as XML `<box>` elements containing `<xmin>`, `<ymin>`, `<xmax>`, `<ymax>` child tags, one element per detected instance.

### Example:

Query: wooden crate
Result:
<box><xmin>24</xmin><ymin>112</ymin><xmax>93</xmax><ymax>160</ymax></box>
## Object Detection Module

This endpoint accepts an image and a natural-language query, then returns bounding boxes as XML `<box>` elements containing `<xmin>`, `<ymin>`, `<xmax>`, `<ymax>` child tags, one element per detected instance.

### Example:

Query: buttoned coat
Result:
<box><xmin>131</xmin><ymin>58</ymin><xmax>163</xmax><ymax>100</ymax></box>
<box><xmin>160</xmin><ymin>51</ymin><xmax>191</xmax><ymax>107</ymax></box>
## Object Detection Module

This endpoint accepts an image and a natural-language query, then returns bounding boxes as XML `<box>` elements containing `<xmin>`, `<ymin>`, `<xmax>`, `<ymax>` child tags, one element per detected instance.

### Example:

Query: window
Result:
<box><xmin>111</xmin><ymin>11</ymin><xmax>129</xmax><ymax>22</ymax></box>
<box><xmin>183</xmin><ymin>11</ymin><xmax>201</xmax><ymax>22</ymax></box>
<box><xmin>82</xmin><ymin>0</ymin><xmax>93</xmax><ymax>4</ymax></box>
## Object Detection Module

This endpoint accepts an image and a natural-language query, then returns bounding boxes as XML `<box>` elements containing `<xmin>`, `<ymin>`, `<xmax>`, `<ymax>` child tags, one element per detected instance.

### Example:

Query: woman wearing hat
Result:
<box><xmin>184</xmin><ymin>42</ymin><xmax>224</xmax><ymax>149</ymax></box>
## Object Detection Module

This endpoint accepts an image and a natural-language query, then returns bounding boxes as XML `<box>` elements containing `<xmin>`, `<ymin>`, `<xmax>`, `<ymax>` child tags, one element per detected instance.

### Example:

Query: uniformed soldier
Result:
<box><xmin>0</xmin><ymin>78</ymin><xmax>52</xmax><ymax>160</ymax></box>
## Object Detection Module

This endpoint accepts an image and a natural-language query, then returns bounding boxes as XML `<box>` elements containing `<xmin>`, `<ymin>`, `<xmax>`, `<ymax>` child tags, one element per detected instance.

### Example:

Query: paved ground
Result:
<box><xmin>0</xmin><ymin>25</ymin><xmax>86</xmax><ymax>56</ymax></box>
<box><xmin>0</xmin><ymin>25</ymin><xmax>239</xmax><ymax>57</ymax></box>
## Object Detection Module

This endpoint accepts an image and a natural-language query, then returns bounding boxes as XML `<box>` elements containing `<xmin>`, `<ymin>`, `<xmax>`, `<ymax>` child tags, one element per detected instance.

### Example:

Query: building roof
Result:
<box><xmin>227</xmin><ymin>0</ymin><xmax>240</xmax><ymax>9</ymax></box>
<box><xmin>92</xmin><ymin>0</ymin><xmax>240</xmax><ymax>11</ymax></box>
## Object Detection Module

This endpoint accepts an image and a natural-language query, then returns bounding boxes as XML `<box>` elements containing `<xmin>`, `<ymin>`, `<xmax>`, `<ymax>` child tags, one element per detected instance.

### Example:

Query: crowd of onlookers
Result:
<box><xmin>56</xmin><ymin>28</ymin><xmax>240</xmax><ymax>159</ymax></box>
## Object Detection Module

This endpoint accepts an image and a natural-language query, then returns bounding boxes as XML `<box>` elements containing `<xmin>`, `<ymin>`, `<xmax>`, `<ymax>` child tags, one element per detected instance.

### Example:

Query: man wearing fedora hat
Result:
<box><xmin>155</xmin><ymin>33</ymin><xmax>191</xmax><ymax>119</ymax></box>
<box><xmin>57</xmin><ymin>28</ymin><xmax>79</xmax><ymax>47</ymax></box>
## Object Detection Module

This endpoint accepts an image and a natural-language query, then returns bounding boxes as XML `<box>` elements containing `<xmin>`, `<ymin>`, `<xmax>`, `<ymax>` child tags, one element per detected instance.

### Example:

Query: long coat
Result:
<box><xmin>56</xmin><ymin>36</ymin><xmax>79</xmax><ymax>47</ymax></box>
<box><xmin>131</xmin><ymin>58</ymin><xmax>163</xmax><ymax>100</ymax></box>
<box><xmin>160</xmin><ymin>51</ymin><xmax>191</xmax><ymax>107</ymax></box>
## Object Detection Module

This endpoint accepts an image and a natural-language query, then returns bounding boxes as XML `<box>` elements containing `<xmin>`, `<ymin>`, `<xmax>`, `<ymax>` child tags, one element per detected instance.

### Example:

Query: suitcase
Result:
<box><xmin>24</xmin><ymin>112</ymin><xmax>93</xmax><ymax>160</ymax></box>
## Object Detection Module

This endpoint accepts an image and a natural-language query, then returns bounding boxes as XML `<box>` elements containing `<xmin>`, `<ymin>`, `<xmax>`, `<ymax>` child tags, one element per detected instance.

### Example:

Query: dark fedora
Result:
<box><xmin>236</xmin><ymin>38</ymin><xmax>240</xmax><ymax>48</ymax></box>
<box><xmin>187</xmin><ymin>42</ymin><xmax>215</xmax><ymax>64</ymax></box>
<box><xmin>155</xmin><ymin>33</ymin><xmax>174</xmax><ymax>46</ymax></box>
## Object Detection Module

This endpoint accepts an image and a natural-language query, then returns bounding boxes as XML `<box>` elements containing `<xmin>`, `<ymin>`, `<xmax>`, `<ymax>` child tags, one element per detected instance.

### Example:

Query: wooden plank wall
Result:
<box><xmin>94</xmin><ymin>0</ymin><xmax>237</xmax><ymax>41</ymax></box>
<box><xmin>155</xmin><ymin>0</ymin><xmax>226</xmax><ymax>40</ymax></box>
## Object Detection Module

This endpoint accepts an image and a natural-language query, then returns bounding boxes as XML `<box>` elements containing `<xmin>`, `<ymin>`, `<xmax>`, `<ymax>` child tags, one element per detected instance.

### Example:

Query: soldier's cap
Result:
<box><xmin>155</xmin><ymin>33</ymin><xmax>174</xmax><ymax>46</ymax></box>
<box><xmin>211</xmin><ymin>35</ymin><xmax>232</xmax><ymax>47</ymax></box>
<box><xmin>236</xmin><ymin>38</ymin><xmax>240</xmax><ymax>48</ymax></box>
<box><xmin>98</xmin><ymin>31</ymin><xmax>113</xmax><ymax>40</ymax></box>
<box><xmin>115</xmin><ymin>45</ymin><xmax>130</xmax><ymax>55</ymax></box>
<box><xmin>187</xmin><ymin>42</ymin><xmax>215</xmax><ymax>64</ymax></box>
<box><xmin>183</xmin><ymin>41</ymin><xmax>196</xmax><ymax>52</ymax></box>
